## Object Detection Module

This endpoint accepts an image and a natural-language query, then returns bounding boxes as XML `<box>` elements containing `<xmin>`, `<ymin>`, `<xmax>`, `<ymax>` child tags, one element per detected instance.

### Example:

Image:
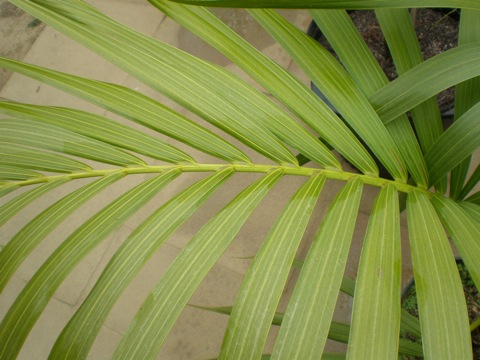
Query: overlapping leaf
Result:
<box><xmin>0</xmin><ymin>59</ymin><xmax>247</xmax><ymax>164</ymax></box>
<box><xmin>220</xmin><ymin>175</ymin><xmax>326</xmax><ymax>359</ymax></box>
<box><xmin>149</xmin><ymin>0</ymin><xmax>376</xmax><ymax>175</ymax></box>
<box><xmin>311</xmin><ymin>9</ymin><xmax>427</xmax><ymax>187</ymax></box>
<box><xmin>250</xmin><ymin>9</ymin><xmax>407</xmax><ymax>182</ymax></box>
<box><xmin>0</xmin><ymin>118</ymin><xmax>146</xmax><ymax>167</ymax></box>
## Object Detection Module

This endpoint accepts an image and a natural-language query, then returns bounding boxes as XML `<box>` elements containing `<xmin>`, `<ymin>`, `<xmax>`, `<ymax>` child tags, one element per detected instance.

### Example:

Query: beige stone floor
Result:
<box><xmin>0</xmin><ymin>1</ymin><xmax>419</xmax><ymax>359</ymax></box>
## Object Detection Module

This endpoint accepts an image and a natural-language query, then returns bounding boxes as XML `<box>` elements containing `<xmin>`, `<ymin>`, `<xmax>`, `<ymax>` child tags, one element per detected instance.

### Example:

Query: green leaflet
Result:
<box><xmin>459</xmin><ymin>162</ymin><xmax>480</xmax><ymax>200</ymax></box>
<box><xmin>425</xmin><ymin>101</ymin><xmax>480</xmax><ymax>186</ymax></box>
<box><xmin>450</xmin><ymin>9</ymin><xmax>480</xmax><ymax>199</ymax></box>
<box><xmin>150</xmin><ymin>0</ymin><xmax>375</xmax><ymax>174</ymax></box>
<box><xmin>0</xmin><ymin>101</ymin><xmax>195</xmax><ymax>164</ymax></box>
<box><xmin>251</xmin><ymin>9</ymin><xmax>407</xmax><ymax>182</ymax></box>
<box><xmin>272</xmin><ymin>178</ymin><xmax>363</xmax><ymax>359</ymax></box>
<box><xmin>347</xmin><ymin>185</ymin><xmax>401</xmax><ymax>359</ymax></box>
<box><xmin>0</xmin><ymin>58</ymin><xmax>247</xmax><ymax>164</ymax></box>
<box><xmin>375</xmin><ymin>8</ymin><xmax>443</xmax><ymax>155</ymax></box>
<box><xmin>113</xmin><ymin>170</ymin><xmax>283</xmax><ymax>359</ymax></box>
<box><xmin>220</xmin><ymin>175</ymin><xmax>326</xmax><ymax>359</ymax></box>
<box><xmin>0</xmin><ymin>118</ymin><xmax>146</xmax><ymax>167</ymax></box>
<box><xmin>0</xmin><ymin>173</ymin><xmax>124</xmax><ymax>295</ymax></box>
<box><xmin>374</xmin><ymin>8</ymin><xmax>448</xmax><ymax>192</ymax></box>
<box><xmin>50</xmin><ymin>168</ymin><xmax>234</xmax><ymax>359</ymax></box>
<box><xmin>370</xmin><ymin>44</ymin><xmax>480</xmax><ymax>124</ymax></box>
<box><xmin>0</xmin><ymin>179</ymin><xmax>67</xmax><ymax>227</ymax></box>
<box><xmin>0</xmin><ymin>143</ymin><xmax>91</xmax><ymax>173</ymax></box>
<box><xmin>196</xmin><ymin>306</ymin><xmax>423</xmax><ymax>357</ymax></box>
<box><xmin>406</xmin><ymin>191</ymin><xmax>472</xmax><ymax>359</ymax></box>
<box><xmin>466</xmin><ymin>191</ymin><xmax>480</xmax><ymax>205</ymax></box>
<box><xmin>431</xmin><ymin>195</ymin><xmax>480</xmax><ymax>291</ymax></box>
<box><xmin>0</xmin><ymin>170</ymin><xmax>180</xmax><ymax>360</ymax></box>
<box><xmin>0</xmin><ymin>165</ymin><xmax>43</xmax><ymax>181</ymax></box>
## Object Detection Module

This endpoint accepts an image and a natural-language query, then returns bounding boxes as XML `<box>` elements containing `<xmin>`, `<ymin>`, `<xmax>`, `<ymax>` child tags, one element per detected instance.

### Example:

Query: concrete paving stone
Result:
<box><xmin>168</xmin><ymin>174</ymin><xmax>309</xmax><ymax>273</ymax></box>
<box><xmin>16</xmin><ymin>296</ymin><xmax>76</xmax><ymax>360</ymax></box>
<box><xmin>286</xmin><ymin>54</ymin><xmax>312</xmax><ymax>86</ymax></box>
<box><xmin>0</xmin><ymin>26</ymin><xmax>126</xmax><ymax>112</ymax></box>
<box><xmin>152</xmin><ymin>15</ymin><xmax>183</xmax><ymax>48</ymax></box>
<box><xmin>87</xmin><ymin>0</ymin><xmax>164</xmax><ymax>35</ymax></box>
<box><xmin>0</xmin><ymin>274</ymin><xmax>26</xmax><ymax>320</ymax></box>
<box><xmin>102</xmin><ymin>242</ymin><xmax>180</xmax><ymax>333</ymax></box>
<box><xmin>93</xmin><ymin>243</ymin><xmax>249</xmax><ymax>359</ymax></box>
<box><xmin>88</xmin><ymin>325</ymin><xmax>123</xmax><ymax>360</ymax></box>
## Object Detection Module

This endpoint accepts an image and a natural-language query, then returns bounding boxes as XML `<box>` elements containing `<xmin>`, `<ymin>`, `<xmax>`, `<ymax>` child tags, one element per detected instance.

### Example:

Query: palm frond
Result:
<box><xmin>0</xmin><ymin>1</ymin><xmax>479</xmax><ymax>359</ymax></box>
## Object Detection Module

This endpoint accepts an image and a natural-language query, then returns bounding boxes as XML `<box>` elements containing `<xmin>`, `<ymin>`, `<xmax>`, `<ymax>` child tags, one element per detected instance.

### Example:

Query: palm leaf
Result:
<box><xmin>148</xmin><ymin>0</ymin><xmax>376</xmax><ymax>175</ymax></box>
<box><xmin>220</xmin><ymin>175</ymin><xmax>326</xmax><ymax>358</ymax></box>
<box><xmin>0</xmin><ymin>118</ymin><xmax>146</xmax><ymax>167</ymax></box>
<box><xmin>0</xmin><ymin>1</ymin><xmax>478</xmax><ymax>359</ymax></box>
<box><xmin>450</xmin><ymin>9</ymin><xmax>480</xmax><ymax>199</ymax></box>
<box><xmin>0</xmin><ymin>59</ymin><xmax>247</xmax><ymax>164</ymax></box>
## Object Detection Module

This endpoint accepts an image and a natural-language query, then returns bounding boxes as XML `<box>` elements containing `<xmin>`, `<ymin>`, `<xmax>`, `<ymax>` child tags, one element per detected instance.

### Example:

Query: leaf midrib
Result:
<box><xmin>1</xmin><ymin>164</ymin><xmax>423</xmax><ymax>194</ymax></box>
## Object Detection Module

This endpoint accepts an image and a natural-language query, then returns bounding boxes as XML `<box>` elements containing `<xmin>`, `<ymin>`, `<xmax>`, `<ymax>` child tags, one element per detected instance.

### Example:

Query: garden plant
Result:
<box><xmin>0</xmin><ymin>0</ymin><xmax>480</xmax><ymax>359</ymax></box>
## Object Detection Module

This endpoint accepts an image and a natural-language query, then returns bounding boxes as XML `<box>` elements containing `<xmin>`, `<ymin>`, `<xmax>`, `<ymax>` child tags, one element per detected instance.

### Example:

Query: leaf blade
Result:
<box><xmin>430</xmin><ymin>195</ymin><xmax>480</xmax><ymax>291</ymax></box>
<box><xmin>6</xmin><ymin>1</ymin><xmax>299</xmax><ymax>165</ymax></box>
<box><xmin>0</xmin><ymin>143</ymin><xmax>91</xmax><ymax>173</ymax></box>
<box><xmin>425</xmin><ymin>101</ymin><xmax>480</xmax><ymax>186</ymax></box>
<box><xmin>370</xmin><ymin>44</ymin><xmax>480</xmax><ymax>124</ymax></box>
<box><xmin>311</xmin><ymin>9</ymin><xmax>427</xmax><ymax>187</ymax></box>
<box><xmin>0</xmin><ymin>58</ymin><xmax>248</xmax><ymax>164</ymax></box>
